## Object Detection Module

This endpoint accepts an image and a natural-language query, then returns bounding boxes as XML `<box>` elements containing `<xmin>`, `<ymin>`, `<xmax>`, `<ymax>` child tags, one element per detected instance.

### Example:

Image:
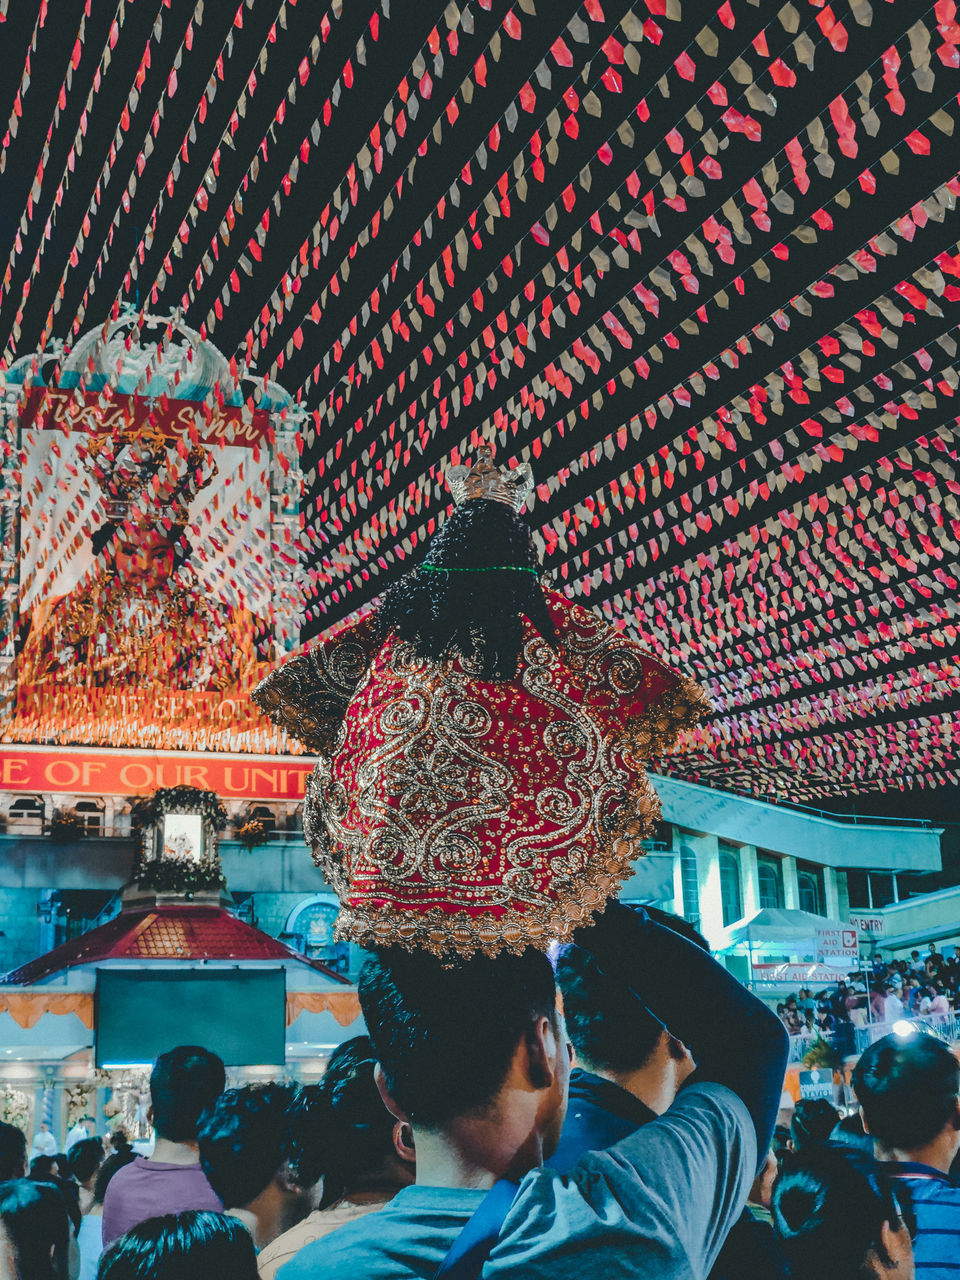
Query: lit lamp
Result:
<box><xmin>127</xmin><ymin>787</ymin><xmax>228</xmax><ymax>905</ymax></box>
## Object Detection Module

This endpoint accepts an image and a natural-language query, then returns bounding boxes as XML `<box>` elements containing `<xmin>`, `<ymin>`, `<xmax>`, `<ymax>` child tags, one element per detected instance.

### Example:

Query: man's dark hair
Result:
<box><xmin>197</xmin><ymin>1085</ymin><xmax>294</xmax><ymax>1210</ymax></box>
<box><xmin>93</xmin><ymin>1149</ymin><xmax>137</xmax><ymax>1207</ymax></box>
<box><xmin>773</xmin><ymin>1146</ymin><xmax>914</xmax><ymax>1280</ymax></box>
<box><xmin>555</xmin><ymin>948</ymin><xmax>664</xmax><ymax>1073</ymax></box>
<box><xmin>789</xmin><ymin>1099</ymin><xmax>840</xmax><ymax>1154</ymax></box>
<box><xmin>359</xmin><ymin>946</ymin><xmax>558</xmax><ymax>1130</ymax></box>
<box><xmin>30</xmin><ymin>1154</ymin><xmax>58</xmax><ymax>1180</ymax></box>
<box><xmin>150</xmin><ymin>1045</ymin><xmax>225</xmax><ymax>1143</ymax></box>
<box><xmin>556</xmin><ymin>906</ymin><xmax>708</xmax><ymax>1074</ymax></box>
<box><xmin>853</xmin><ymin>1032</ymin><xmax>960</xmax><ymax>1151</ymax></box>
<box><xmin>287</xmin><ymin>1036</ymin><xmax>399</xmax><ymax>1206</ymax></box>
<box><xmin>0</xmin><ymin>1178</ymin><xmax>71</xmax><ymax>1280</ymax></box>
<box><xmin>97</xmin><ymin>1210</ymin><xmax>258</xmax><ymax>1280</ymax></box>
<box><xmin>67</xmin><ymin>1137</ymin><xmax>104</xmax><ymax>1184</ymax></box>
<box><xmin>0</xmin><ymin>1120</ymin><xmax>26</xmax><ymax>1181</ymax></box>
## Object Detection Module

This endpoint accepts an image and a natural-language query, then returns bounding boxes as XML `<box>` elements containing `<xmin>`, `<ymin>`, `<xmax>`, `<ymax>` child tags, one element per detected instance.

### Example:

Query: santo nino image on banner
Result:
<box><xmin>1</xmin><ymin>338</ymin><xmax>297</xmax><ymax>752</ymax></box>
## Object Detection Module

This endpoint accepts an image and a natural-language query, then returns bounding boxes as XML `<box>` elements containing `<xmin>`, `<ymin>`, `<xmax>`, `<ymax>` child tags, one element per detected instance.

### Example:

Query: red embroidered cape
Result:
<box><xmin>254</xmin><ymin>591</ymin><xmax>708</xmax><ymax>956</ymax></box>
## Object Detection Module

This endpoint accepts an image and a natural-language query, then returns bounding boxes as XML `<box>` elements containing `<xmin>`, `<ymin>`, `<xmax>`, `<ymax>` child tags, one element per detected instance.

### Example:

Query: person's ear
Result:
<box><xmin>392</xmin><ymin>1119</ymin><xmax>416</xmax><ymax>1166</ymax></box>
<box><xmin>525</xmin><ymin>1015</ymin><xmax>562</xmax><ymax>1090</ymax></box>
<box><xmin>859</xmin><ymin>1105</ymin><xmax>872</xmax><ymax>1136</ymax></box>
<box><xmin>374</xmin><ymin>1064</ymin><xmax>410</xmax><ymax>1125</ymax></box>
<box><xmin>275</xmin><ymin>1164</ymin><xmax>303</xmax><ymax>1196</ymax></box>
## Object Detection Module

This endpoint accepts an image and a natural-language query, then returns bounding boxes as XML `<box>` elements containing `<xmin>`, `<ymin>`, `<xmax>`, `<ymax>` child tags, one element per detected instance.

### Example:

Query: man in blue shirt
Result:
<box><xmin>278</xmin><ymin>903</ymin><xmax>788</xmax><ymax>1279</ymax></box>
<box><xmin>549</xmin><ymin>907</ymin><xmax>708</xmax><ymax>1174</ymax></box>
<box><xmin>550</xmin><ymin>908</ymin><xmax>790</xmax><ymax>1280</ymax></box>
<box><xmin>854</xmin><ymin>1031</ymin><xmax>960</xmax><ymax>1280</ymax></box>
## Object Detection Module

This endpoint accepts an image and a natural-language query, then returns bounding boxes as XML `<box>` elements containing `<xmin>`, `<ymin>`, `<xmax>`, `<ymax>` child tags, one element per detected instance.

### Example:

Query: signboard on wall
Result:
<box><xmin>797</xmin><ymin>1069</ymin><xmax>836</xmax><ymax>1102</ymax></box>
<box><xmin>0</xmin><ymin>746</ymin><xmax>314</xmax><ymax>799</ymax></box>
<box><xmin>751</xmin><ymin>962</ymin><xmax>849</xmax><ymax>986</ymax></box>
<box><xmin>850</xmin><ymin>914</ymin><xmax>885</xmax><ymax>936</ymax></box>
<box><xmin>815</xmin><ymin>926</ymin><xmax>860</xmax><ymax>966</ymax></box>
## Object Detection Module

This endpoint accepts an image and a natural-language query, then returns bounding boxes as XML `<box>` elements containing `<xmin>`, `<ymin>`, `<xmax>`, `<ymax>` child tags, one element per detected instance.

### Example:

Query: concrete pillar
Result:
<box><xmin>823</xmin><ymin>866</ymin><xmax>840</xmax><ymax>920</ymax></box>
<box><xmin>31</xmin><ymin>1082</ymin><xmax>51</xmax><ymax>1150</ymax></box>
<box><xmin>38</xmin><ymin>1071</ymin><xmax>62</xmax><ymax>1147</ymax></box>
<box><xmin>739</xmin><ymin>844</ymin><xmax>760</xmax><ymax>919</ymax></box>
<box><xmin>782</xmin><ymin>856</ymin><xmax>800</xmax><ymax>910</ymax></box>
<box><xmin>672</xmin><ymin>843</ymin><xmax>686</xmax><ymax>919</ymax></box>
<box><xmin>835</xmin><ymin>871</ymin><xmax>850</xmax><ymax>923</ymax></box>
<box><xmin>693</xmin><ymin>833</ymin><xmax>724</xmax><ymax>945</ymax></box>
<box><xmin>94</xmin><ymin>1086</ymin><xmax>109</xmax><ymax>1139</ymax></box>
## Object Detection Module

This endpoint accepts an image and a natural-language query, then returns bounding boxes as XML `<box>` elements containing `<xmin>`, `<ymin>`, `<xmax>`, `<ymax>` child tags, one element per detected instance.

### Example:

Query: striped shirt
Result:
<box><xmin>886</xmin><ymin>1162</ymin><xmax>960</xmax><ymax>1278</ymax></box>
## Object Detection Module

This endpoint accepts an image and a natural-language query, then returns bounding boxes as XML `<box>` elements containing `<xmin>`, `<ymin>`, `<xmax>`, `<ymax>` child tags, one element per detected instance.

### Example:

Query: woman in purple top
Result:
<box><xmin>101</xmin><ymin>1047</ymin><xmax>225</xmax><ymax>1249</ymax></box>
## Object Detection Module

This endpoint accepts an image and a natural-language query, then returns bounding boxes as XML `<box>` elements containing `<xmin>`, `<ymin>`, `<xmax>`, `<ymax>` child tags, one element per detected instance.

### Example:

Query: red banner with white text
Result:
<box><xmin>0</xmin><ymin>747</ymin><xmax>314</xmax><ymax>800</ymax></box>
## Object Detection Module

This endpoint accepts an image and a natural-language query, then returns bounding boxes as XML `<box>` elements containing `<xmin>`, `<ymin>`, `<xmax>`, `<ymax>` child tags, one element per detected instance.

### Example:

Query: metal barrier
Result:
<box><xmin>785</xmin><ymin>1015</ymin><xmax>958</xmax><ymax>1064</ymax></box>
<box><xmin>787</xmin><ymin>1035</ymin><xmax>814</xmax><ymax>1064</ymax></box>
<box><xmin>785</xmin><ymin>1026</ymin><xmax>858</xmax><ymax>1062</ymax></box>
<box><xmin>854</xmin><ymin>1013</ymin><xmax>958</xmax><ymax>1052</ymax></box>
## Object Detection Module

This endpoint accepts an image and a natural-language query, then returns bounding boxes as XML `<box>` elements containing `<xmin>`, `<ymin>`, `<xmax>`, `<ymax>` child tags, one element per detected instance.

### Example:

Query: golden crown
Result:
<box><xmin>86</xmin><ymin>426</ymin><xmax>217</xmax><ymax>528</ymax></box>
<box><xmin>446</xmin><ymin>445</ymin><xmax>534</xmax><ymax>512</ymax></box>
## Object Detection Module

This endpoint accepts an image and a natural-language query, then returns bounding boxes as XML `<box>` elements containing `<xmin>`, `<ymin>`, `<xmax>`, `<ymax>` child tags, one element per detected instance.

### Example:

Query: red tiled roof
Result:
<box><xmin>5</xmin><ymin>905</ymin><xmax>349</xmax><ymax>986</ymax></box>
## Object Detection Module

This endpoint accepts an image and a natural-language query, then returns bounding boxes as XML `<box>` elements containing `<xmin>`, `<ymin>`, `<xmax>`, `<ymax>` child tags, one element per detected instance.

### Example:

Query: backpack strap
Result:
<box><xmin>433</xmin><ymin>1179</ymin><xmax>520</xmax><ymax>1280</ymax></box>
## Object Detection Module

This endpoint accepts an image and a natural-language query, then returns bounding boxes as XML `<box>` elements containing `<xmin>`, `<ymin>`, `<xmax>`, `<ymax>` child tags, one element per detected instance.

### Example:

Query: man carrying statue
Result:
<box><xmin>254</xmin><ymin>445</ymin><xmax>789</xmax><ymax>1279</ymax></box>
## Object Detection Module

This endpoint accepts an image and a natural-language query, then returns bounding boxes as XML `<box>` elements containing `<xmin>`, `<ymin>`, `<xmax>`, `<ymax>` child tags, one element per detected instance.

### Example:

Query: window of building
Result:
<box><xmin>718</xmin><ymin>847</ymin><xmax>743</xmax><ymax>927</ymax></box>
<box><xmin>248</xmin><ymin>805</ymin><xmax>277</xmax><ymax>833</ymax></box>
<box><xmin>757</xmin><ymin>856</ymin><xmax>783</xmax><ymax>909</ymax></box>
<box><xmin>846</xmin><ymin>869</ymin><xmax>870</xmax><ymax>909</ymax></box>
<box><xmin>677</xmin><ymin>835</ymin><xmax>701</xmax><ymax>931</ymax></box>
<box><xmin>74</xmin><ymin>800</ymin><xmax>103</xmax><ymax>836</ymax></box>
<box><xmin>8</xmin><ymin>796</ymin><xmax>44</xmax><ymax>829</ymax></box>
<box><xmin>797</xmin><ymin>868</ymin><xmax>822</xmax><ymax>916</ymax></box>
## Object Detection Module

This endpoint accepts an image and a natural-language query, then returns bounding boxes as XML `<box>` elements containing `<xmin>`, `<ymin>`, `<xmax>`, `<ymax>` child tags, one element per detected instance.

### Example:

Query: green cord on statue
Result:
<box><xmin>420</xmin><ymin>564</ymin><xmax>539</xmax><ymax>575</ymax></box>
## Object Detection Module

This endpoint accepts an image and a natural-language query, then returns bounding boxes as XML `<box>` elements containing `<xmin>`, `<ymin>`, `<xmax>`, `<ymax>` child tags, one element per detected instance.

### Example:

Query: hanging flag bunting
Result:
<box><xmin>2</xmin><ymin>0</ymin><xmax>960</xmax><ymax>798</ymax></box>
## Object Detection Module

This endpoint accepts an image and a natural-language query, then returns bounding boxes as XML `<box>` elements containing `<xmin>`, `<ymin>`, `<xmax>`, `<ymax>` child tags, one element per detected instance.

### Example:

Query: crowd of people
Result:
<box><xmin>0</xmin><ymin>906</ymin><xmax>956</xmax><ymax>1279</ymax></box>
<box><xmin>775</xmin><ymin>942</ymin><xmax>960</xmax><ymax>1051</ymax></box>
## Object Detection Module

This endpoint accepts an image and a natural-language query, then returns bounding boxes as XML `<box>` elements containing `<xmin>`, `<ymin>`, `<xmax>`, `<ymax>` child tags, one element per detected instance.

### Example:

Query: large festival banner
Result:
<box><xmin>0</xmin><ymin>746</ymin><xmax>315</xmax><ymax>800</ymax></box>
<box><xmin>9</xmin><ymin>389</ymin><xmax>283</xmax><ymax>753</ymax></box>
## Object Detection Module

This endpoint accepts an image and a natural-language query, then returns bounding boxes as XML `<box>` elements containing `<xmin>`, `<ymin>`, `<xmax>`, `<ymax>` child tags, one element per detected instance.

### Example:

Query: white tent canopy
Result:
<box><xmin>717</xmin><ymin>908</ymin><xmax>852</xmax><ymax>957</ymax></box>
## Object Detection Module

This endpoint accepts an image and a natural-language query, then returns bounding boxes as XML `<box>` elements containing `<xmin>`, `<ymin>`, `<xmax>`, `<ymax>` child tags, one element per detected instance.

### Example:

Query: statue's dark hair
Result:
<box><xmin>376</xmin><ymin>499</ymin><xmax>555</xmax><ymax>680</ymax></box>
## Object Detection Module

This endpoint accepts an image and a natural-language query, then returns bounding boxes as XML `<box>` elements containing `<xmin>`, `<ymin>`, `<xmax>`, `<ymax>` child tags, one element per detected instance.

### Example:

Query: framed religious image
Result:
<box><xmin>2</xmin><ymin>312</ymin><xmax>302</xmax><ymax>756</ymax></box>
<box><xmin>161</xmin><ymin>813</ymin><xmax>204</xmax><ymax>862</ymax></box>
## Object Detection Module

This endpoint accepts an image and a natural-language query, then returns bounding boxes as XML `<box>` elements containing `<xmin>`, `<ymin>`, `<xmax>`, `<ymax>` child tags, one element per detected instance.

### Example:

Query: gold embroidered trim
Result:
<box><xmin>251</xmin><ymin>617</ymin><xmax>378</xmax><ymax>754</ymax></box>
<box><xmin>324</xmin><ymin>769</ymin><xmax>663</xmax><ymax>958</ymax></box>
<box><xmin>255</xmin><ymin>591</ymin><xmax>709</xmax><ymax>958</ymax></box>
<box><xmin>300</xmin><ymin>661</ymin><xmax>697</xmax><ymax>958</ymax></box>
<box><xmin>619</xmin><ymin>671</ymin><xmax>712</xmax><ymax>764</ymax></box>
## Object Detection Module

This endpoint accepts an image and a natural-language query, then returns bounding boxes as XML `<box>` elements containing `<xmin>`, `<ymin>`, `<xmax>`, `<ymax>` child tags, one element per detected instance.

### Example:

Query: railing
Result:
<box><xmin>785</xmin><ymin>1013</ymin><xmax>959</xmax><ymax>1062</ymax></box>
<box><xmin>1</xmin><ymin>820</ymin><xmax>137</xmax><ymax>840</ymax></box>
<box><xmin>853</xmin><ymin>1013</ymin><xmax>957</xmax><ymax>1052</ymax></box>
<box><xmin>222</xmin><ymin>827</ymin><xmax>305</xmax><ymax>845</ymax></box>
<box><xmin>683</xmin><ymin>779</ymin><xmax>936</xmax><ymax>828</ymax></box>
<box><xmin>0</xmin><ymin>823</ymin><xmax>306</xmax><ymax>843</ymax></box>
<box><xmin>749</xmin><ymin>796</ymin><xmax>936</xmax><ymax>829</ymax></box>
